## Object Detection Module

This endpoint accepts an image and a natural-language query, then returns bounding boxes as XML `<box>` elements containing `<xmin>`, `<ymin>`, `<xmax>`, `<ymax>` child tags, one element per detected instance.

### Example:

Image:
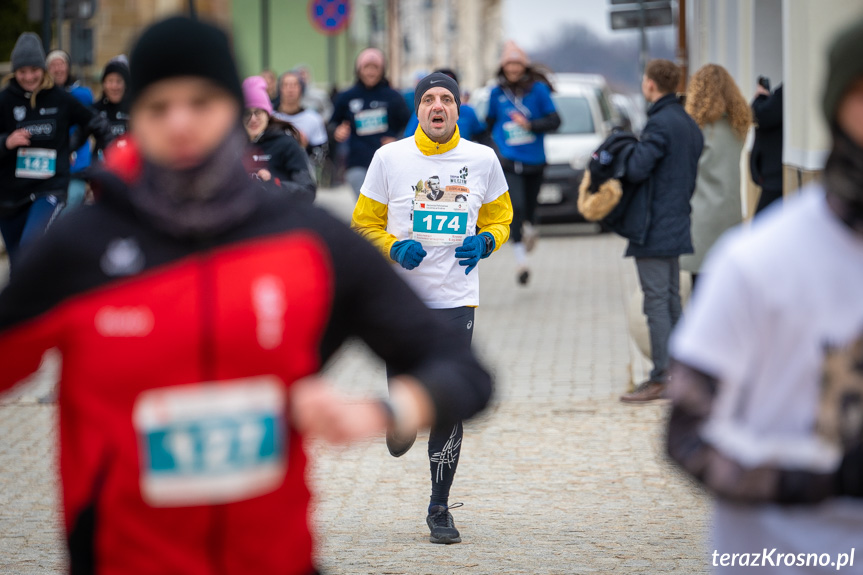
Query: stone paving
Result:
<box><xmin>0</xmin><ymin>186</ymin><xmax>711</xmax><ymax>574</ymax></box>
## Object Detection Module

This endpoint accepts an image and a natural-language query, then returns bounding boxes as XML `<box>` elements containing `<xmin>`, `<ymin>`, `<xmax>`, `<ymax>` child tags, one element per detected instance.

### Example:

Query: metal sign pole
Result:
<box><xmin>41</xmin><ymin>0</ymin><xmax>53</xmax><ymax>50</ymax></box>
<box><xmin>328</xmin><ymin>34</ymin><xmax>336</xmax><ymax>88</ymax></box>
<box><xmin>639</xmin><ymin>0</ymin><xmax>648</xmax><ymax>80</ymax></box>
<box><xmin>261</xmin><ymin>0</ymin><xmax>270</xmax><ymax>70</ymax></box>
<box><xmin>308</xmin><ymin>0</ymin><xmax>352</xmax><ymax>88</ymax></box>
<box><xmin>55</xmin><ymin>0</ymin><xmax>63</xmax><ymax>51</ymax></box>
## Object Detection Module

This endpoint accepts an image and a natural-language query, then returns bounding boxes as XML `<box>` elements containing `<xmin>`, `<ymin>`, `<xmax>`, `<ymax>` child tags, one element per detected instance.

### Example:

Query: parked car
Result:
<box><xmin>472</xmin><ymin>74</ymin><xmax>621</xmax><ymax>223</ymax></box>
<box><xmin>611</xmin><ymin>93</ymin><xmax>646</xmax><ymax>135</ymax></box>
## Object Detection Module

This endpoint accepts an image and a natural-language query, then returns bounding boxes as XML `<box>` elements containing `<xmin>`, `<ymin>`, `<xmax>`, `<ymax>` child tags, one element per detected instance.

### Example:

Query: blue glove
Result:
<box><xmin>390</xmin><ymin>240</ymin><xmax>427</xmax><ymax>270</ymax></box>
<box><xmin>454</xmin><ymin>233</ymin><xmax>494</xmax><ymax>275</ymax></box>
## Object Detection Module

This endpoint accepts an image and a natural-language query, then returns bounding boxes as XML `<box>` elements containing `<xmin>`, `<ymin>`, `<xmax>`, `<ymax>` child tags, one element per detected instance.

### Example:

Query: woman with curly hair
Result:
<box><xmin>681</xmin><ymin>64</ymin><xmax>752</xmax><ymax>287</ymax></box>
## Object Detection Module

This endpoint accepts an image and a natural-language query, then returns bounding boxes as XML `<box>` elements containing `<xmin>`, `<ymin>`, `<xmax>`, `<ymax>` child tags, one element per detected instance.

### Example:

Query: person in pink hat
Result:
<box><xmin>242</xmin><ymin>75</ymin><xmax>316</xmax><ymax>202</ymax></box>
<box><xmin>486</xmin><ymin>40</ymin><xmax>560</xmax><ymax>285</ymax></box>
<box><xmin>329</xmin><ymin>47</ymin><xmax>410</xmax><ymax>196</ymax></box>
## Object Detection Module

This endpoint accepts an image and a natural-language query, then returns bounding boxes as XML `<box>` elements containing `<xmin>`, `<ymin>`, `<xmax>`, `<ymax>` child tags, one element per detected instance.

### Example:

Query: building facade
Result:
<box><xmin>686</xmin><ymin>0</ymin><xmax>863</xmax><ymax>196</ymax></box>
<box><xmin>391</xmin><ymin>0</ymin><xmax>503</xmax><ymax>92</ymax></box>
<box><xmin>17</xmin><ymin>1</ymin><xmax>503</xmax><ymax>100</ymax></box>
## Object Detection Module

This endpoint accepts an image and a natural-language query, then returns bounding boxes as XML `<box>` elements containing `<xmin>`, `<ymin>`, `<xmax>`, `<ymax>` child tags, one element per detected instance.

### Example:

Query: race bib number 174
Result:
<box><xmin>412</xmin><ymin>200</ymin><xmax>469</xmax><ymax>246</ymax></box>
<box><xmin>133</xmin><ymin>376</ymin><xmax>287</xmax><ymax>507</ymax></box>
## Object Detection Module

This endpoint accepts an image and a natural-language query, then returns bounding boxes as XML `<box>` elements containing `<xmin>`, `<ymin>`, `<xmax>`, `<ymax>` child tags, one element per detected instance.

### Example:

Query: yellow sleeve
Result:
<box><xmin>477</xmin><ymin>192</ymin><xmax>513</xmax><ymax>253</ymax></box>
<box><xmin>350</xmin><ymin>194</ymin><xmax>399</xmax><ymax>262</ymax></box>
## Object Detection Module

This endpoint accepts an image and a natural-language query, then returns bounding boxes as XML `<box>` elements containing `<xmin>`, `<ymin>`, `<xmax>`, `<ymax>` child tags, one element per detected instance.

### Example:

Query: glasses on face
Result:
<box><xmin>243</xmin><ymin>108</ymin><xmax>267</xmax><ymax>122</ymax></box>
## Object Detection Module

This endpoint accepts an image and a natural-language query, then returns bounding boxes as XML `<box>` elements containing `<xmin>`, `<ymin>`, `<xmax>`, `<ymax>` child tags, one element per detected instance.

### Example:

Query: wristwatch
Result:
<box><xmin>481</xmin><ymin>232</ymin><xmax>494</xmax><ymax>256</ymax></box>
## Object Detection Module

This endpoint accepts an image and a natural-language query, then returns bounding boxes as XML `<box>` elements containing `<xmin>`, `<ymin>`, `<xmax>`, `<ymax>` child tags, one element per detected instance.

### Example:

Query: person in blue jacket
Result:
<box><xmin>402</xmin><ymin>69</ymin><xmax>485</xmax><ymax>141</ymax></box>
<box><xmin>618</xmin><ymin>59</ymin><xmax>704</xmax><ymax>404</ymax></box>
<box><xmin>486</xmin><ymin>41</ymin><xmax>560</xmax><ymax>285</ymax></box>
<box><xmin>330</xmin><ymin>48</ymin><xmax>410</xmax><ymax>197</ymax></box>
<box><xmin>46</xmin><ymin>50</ymin><xmax>92</xmax><ymax>211</ymax></box>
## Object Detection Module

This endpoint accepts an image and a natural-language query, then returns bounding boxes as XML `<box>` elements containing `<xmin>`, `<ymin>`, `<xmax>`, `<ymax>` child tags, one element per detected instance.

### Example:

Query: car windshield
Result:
<box><xmin>551</xmin><ymin>95</ymin><xmax>595</xmax><ymax>135</ymax></box>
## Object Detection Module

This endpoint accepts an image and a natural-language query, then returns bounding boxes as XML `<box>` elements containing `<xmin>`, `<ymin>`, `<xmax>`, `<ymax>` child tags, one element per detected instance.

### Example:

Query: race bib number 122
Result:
<box><xmin>133</xmin><ymin>376</ymin><xmax>287</xmax><ymax>507</ymax></box>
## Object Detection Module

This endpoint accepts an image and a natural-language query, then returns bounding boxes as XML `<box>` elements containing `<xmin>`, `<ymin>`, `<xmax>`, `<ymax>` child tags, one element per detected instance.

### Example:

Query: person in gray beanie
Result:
<box><xmin>11</xmin><ymin>33</ymin><xmax>45</xmax><ymax>71</ymax></box>
<box><xmin>0</xmin><ymin>32</ymin><xmax>111</xmax><ymax>273</ymax></box>
<box><xmin>665</xmin><ymin>15</ymin><xmax>863</xmax><ymax>574</ymax></box>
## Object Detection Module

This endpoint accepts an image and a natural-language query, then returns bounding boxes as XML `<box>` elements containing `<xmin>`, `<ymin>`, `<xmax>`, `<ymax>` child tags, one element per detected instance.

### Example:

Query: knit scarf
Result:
<box><xmin>128</xmin><ymin>127</ymin><xmax>259</xmax><ymax>239</ymax></box>
<box><xmin>824</xmin><ymin>127</ymin><xmax>863</xmax><ymax>233</ymax></box>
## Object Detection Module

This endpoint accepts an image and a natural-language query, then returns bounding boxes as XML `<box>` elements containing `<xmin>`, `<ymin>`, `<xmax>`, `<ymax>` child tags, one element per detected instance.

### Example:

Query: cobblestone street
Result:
<box><xmin>0</xmin><ymin>186</ymin><xmax>711</xmax><ymax>574</ymax></box>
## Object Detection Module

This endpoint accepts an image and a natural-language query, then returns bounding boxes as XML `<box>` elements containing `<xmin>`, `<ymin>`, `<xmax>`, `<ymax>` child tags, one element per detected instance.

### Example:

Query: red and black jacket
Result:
<box><xmin>0</xmin><ymin>168</ymin><xmax>492</xmax><ymax>575</ymax></box>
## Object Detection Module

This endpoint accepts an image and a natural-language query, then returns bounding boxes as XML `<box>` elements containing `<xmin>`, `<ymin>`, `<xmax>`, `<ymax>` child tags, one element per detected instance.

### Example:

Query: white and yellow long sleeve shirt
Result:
<box><xmin>351</xmin><ymin>126</ymin><xmax>513</xmax><ymax>308</ymax></box>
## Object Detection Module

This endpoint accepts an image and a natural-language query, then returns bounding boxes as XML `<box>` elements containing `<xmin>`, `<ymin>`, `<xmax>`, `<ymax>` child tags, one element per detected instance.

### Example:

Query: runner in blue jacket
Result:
<box><xmin>486</xmin><ymin>41</ymin><xmax>560</xmax><ymax>286</ymax></box>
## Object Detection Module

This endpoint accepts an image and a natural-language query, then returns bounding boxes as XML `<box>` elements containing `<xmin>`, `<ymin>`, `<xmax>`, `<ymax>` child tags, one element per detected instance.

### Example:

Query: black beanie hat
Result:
<box><xmin>823</xmin><ymin>17</ymin><xmax>863</xmax><ymax>124</ymax></box>
<box><xmin>129</xmin><ymin>16</ymin><xmax>243</xmax><ymax>107</ymax></box>
<box><xmin>102</xmin><ymin>59</ymin><xmax>131</xmax><ymax>86</ymax></box>
<box><xmin>414</xmin><ymin>72</ymin><xmax>461</xmax><ymax>114</ymax></box>
<box><xmin>433</xmin><ymin>68</ymin><xmax>459</xmax><ymax>84</ymax></box>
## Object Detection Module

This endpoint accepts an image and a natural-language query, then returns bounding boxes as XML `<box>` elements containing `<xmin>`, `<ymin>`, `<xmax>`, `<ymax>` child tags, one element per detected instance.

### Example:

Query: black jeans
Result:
<box><xmin>387</xmin><ymin>306</ymin><xmax>475</xmax><ymax>508</ymax></box>
<box><xmin>503</xmin><ymin>165</ymin><xmax>544</xmax><ymax>243</ymax></box>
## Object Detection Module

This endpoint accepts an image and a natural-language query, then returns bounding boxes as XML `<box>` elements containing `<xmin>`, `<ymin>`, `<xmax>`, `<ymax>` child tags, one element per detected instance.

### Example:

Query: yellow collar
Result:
<box><xmin>414</xmin><ymin>125</ymin><xmax>460</xmax><ymax>156</ymax></box>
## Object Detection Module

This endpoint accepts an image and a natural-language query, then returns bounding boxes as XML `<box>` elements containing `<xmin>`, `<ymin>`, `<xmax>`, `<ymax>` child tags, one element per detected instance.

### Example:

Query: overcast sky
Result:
<box><xmin>503</xmin><ymin>0</ymin><xmax>650</xmax><ymax>49</ymax></box>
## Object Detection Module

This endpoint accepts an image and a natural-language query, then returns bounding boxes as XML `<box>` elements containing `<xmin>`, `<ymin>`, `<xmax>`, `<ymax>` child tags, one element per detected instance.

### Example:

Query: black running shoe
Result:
<box><xmin>385</xmin><ymin>426</ymin><xmax>417</xmax><ymax>458</ymax></box>
<box><xmin>426</xmin><ymin>503</ymin><xmax>463</xmax><ymax>544</ymax></box>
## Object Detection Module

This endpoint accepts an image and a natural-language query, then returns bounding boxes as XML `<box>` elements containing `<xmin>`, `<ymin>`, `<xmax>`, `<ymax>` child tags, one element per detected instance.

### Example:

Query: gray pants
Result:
<box><xmin>345</xmin><ymin>166</ymin><xmax>368</xmax><ymax>198</ymax></box>
<box><xmin>635</xmin><ymin>257</ymin><xmax>682</xmax><ymax>381</ymax></box>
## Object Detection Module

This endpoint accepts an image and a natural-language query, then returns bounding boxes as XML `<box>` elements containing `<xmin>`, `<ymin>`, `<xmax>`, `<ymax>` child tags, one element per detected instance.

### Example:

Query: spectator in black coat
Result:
<box><xmin>750</xmin><ymin>84</ymin><xmax>784</xmax><ymax>213</ymax></box>
<box><xmin>619</xmin><ymin>59</ymin><xmax>704</xmax><ymax>403</ymax></box>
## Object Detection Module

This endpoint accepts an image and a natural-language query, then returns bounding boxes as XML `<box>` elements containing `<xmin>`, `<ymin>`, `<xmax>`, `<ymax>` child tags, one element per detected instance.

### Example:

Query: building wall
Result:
<box><xmin>752</xmin><ymin>0</ymin><xmax>783</xmax><ymax>88</ymax></box>
<box><xmin>231</xmin><ymin>0</ymin><xmax>387</xmax><ymax>93</ymax></box>
<box><xmin>90</xmin><ymin>0</ymin><xmax>230</xmax><ymax>84</ymax></box>
<box><xmin>782</xmin><ymin>0</ymin><xmax>863</xmax><ymax>174</ymax></box>
<box><xmin>59</xmin><ymin>1</ymin><xmax>500</xmax><ymax>97</ymax></box>
<box><xmin>686</xmin><ymin>0</ymin><xmax>863</xmax><ymax>199</ymax></box>
<box><xmin>394</xmin><ymin>0</ymin><xmax>501</xmax><ymax>92</ymax></box>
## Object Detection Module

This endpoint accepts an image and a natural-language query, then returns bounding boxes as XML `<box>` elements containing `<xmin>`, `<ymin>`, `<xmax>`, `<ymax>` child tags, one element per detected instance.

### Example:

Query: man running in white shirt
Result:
<box><xmin>351</xmin><ymin>72</ymin><xmax>513</xmax><ymax>545</ymax></box>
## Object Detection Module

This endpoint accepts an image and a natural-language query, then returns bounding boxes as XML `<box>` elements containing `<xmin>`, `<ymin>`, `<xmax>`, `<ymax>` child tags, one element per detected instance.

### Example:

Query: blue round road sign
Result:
<box><xmin>309</xmin><ymin>0</ymin><xmax>351</xmax><ymax>35</ymax></box>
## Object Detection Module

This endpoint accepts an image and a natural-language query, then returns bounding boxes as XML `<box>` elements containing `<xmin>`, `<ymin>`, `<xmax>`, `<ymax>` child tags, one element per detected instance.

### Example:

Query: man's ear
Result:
<box><xmin>644</xmin><ymin>77</ymin><xmax>656</xmax><ymax>94</ymax></box>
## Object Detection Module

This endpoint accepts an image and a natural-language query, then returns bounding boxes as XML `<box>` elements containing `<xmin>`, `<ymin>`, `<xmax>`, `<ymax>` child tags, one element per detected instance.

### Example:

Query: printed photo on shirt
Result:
<box><xmin>817</xmin><ymin>332</ymin><xmax>863</xmax><ymax>453</ymax></box>
<box><xmin>413</xmin><ymin>176</ymin><xmax>470</xmax><ymax>203</ymax></box>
